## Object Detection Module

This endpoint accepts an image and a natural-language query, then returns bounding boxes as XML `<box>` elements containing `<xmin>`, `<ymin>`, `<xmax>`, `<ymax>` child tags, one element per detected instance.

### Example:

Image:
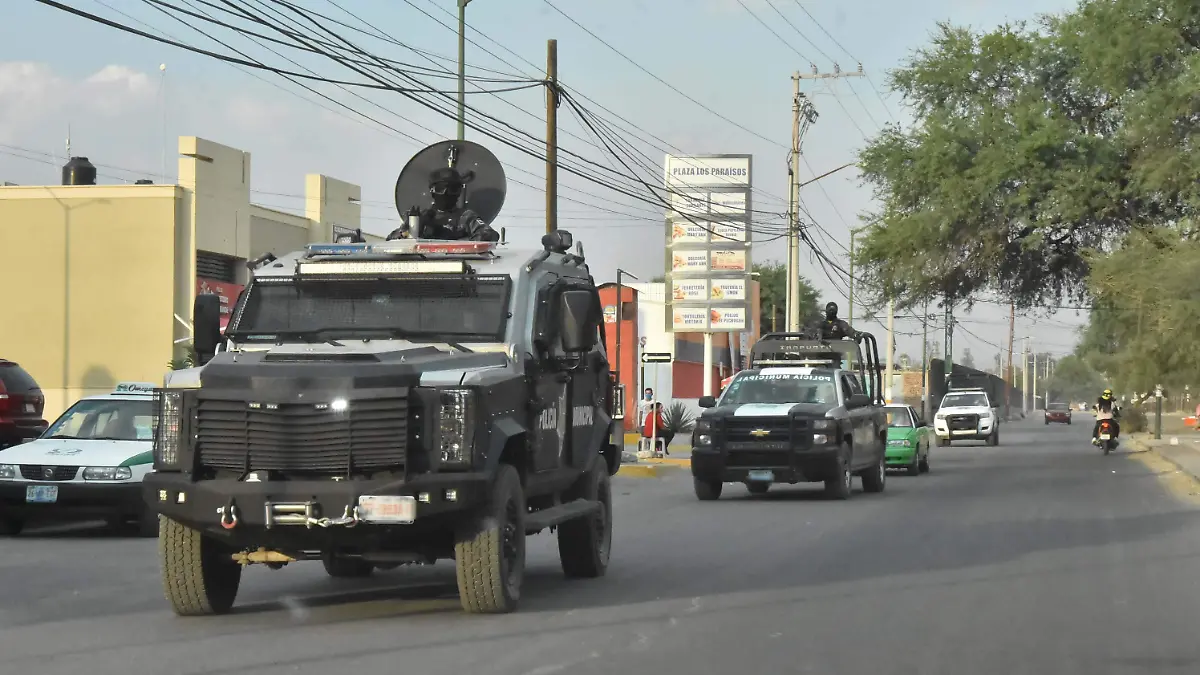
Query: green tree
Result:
<box><xmin>853</xmin><ymin>0</ymin><xmax>1200</xmax><ymax>310</ymax></box>
<box><xmin>960</xmin><ymin>348</ymin><xmax>976</xmax><ymax>369</ymax></box>
<box><xmin>752</xmin><ymin>262</ymin><xmax>822</xmax><ymax>333</ymax></box>
<box><xmin>1044</xmin><ymin>354</ymin><xmax>1106</xmax><ymax>403</ymax></box>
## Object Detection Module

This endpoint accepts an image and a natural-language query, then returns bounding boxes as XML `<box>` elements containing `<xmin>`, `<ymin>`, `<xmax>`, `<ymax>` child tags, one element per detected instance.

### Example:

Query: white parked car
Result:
<box><xmin>0</xmin><ymin>382</ymin><xmax>159</xmax><ymax>536</ymax></box>
<box><xmin>933</xmin><ymin>389</ymin><xmax>1000</xmax><ymax>446</ymax></box>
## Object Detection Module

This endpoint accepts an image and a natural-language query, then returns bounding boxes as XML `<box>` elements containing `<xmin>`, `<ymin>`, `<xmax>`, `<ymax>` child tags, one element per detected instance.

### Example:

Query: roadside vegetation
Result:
<box><xmin>852</xmin><ymin>0</ymin><xmax>1199</xmax><ymax>396</ymax></box>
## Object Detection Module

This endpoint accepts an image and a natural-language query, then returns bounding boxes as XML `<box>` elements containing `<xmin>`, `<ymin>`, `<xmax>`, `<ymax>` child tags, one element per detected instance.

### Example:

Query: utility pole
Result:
<box><xmin>545</xmin><ymin>39</ymin><xmax>558</xmax><ymax>234</ymax></box>
<box><xmin>1005</xmin><ymin>301</ymin><xmax>1015</xmax><ymax>420</ymax></box>
<box><xmin>1022</xmin><ymin>337</ymin><xmax>1030</xmax><ymax>416</ymax></box>
<box><xmin>456</xmin><ymin>0</ymin><xmax>474</xmax><ymax>140</ymax></box>
<box><xmin>921</xmin><ymin>302</ymin><xmax>931</xmax><ymax>421</ymax></box>
<box><xmin>786</xmin><ymin>76</ymin><xmax>816</xmax><ymax>331</ymax></box>
<box><xmin>847</xmin><ymin>225</ymin><xmax>868</xmax><ymax>328</ymax></box>
<box><xmin>1032</xmin><ymin>349</ymin><xmax>1038</xmax><ymax>411</ymax></box>
<box><xmin>943</xmin><ymin>299</ymin><xmax>954</xmax><ymax>379</ymax></box>
<box><xmin>884</xmin><ymin>297</ymin><xmax>895</xmax><ymax>403</ymax></box>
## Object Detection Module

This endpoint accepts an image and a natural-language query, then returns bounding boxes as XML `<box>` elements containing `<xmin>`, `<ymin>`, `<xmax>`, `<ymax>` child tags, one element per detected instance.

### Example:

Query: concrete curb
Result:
<box><xmin>616</xmin><ymin>462</ymin><xmax>685</xmax><ymax>479</ymax></box>
<box><xmin>1128</xmin><ymin>434</ymin><xmax>1200</xmax><ymax>481</ymax></box>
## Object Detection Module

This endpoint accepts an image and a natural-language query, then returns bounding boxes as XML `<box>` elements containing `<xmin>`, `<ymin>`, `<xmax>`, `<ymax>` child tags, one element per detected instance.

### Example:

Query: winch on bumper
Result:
<box><xmin>690</xmin><ymin>416</ymin><xmax>842</xmax><ymax>484</ymax></box>
<box><xmin>145</xmin><ymin>471</ymin><xmax>490</xmax><ymax>538</ymax></box>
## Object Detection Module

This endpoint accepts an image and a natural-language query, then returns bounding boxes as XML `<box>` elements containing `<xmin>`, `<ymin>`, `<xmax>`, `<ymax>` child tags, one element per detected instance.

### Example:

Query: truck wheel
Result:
<box><xmin>861</xmin><ymin>454</ymin><xmax>887</xmax><ymax>493</ymax></box>
<box><xmin>322</xmin><ymin>553</ymin><xmax>374</xmax><ymax>578</ymax></box>
<box><xmin>937</xmin><ymin>437</ymin><xmax>950</xmax><ymax>447</ymax></box>
<box><xmin>455</xmin><ymin>463</ymin><xmax>525</xmax><ymax>614</ymax></box>
<box><xmin>824</xmin><ymin>454</ymin><xmax>853</xmax><ymax>500</ymax></box>
<box><xmin>693</xmin><ymin>477</ymin><xmax>723</xmax><ymax>500</ymax></box>
<box><xmin>159</xmin><ymin>516</ymin><xmax>241</xmax><ymax>616</ymax></box>
<box><xmin>989</xmin><ymin>429</ymin><xmax>1000</xmax><ymax>446</ymax></box>
<box><xmin>557</xmin><ymin>467</ymin><xmax>612</xmax><ymax>579</ymax></box>
<box><xmin>746</xmin><ymin>482</ymin><xmax>769</xmax><ymax>495</ymax></box>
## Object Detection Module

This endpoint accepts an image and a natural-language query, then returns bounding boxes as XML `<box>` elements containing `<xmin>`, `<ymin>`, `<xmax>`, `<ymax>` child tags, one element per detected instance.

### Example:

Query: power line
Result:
<box><xmin>540</xmin><ymin>0</ymin><xmax>789</xmax><ymax>151</ymax></box>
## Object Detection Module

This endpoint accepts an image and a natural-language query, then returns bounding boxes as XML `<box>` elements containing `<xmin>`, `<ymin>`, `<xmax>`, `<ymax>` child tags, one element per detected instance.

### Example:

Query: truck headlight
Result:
<box><xmin>811</xmin><ymin>419</ymin><xmax>835</xmax><ymax>431</ymax></box>
<box><xmin>935</xmin><ymin>413</ymin><xmax>946</xmax><ymax>420</ymax></box>
<box><xmin>153</xmin><ymin>390</ymin><xmax>184</xmax><ymax>470</ymax></box>
<box><xmin>438</xmin><ymin>389</ymin><xmax>475</xmax><ymax>466</ymax></box>
<box><xmin>83</xmin><ymin>466</ymin><xmax>133</xmax><ymax>481</ymax></box>
<box><xmin>0</xmin><ymin>465</ymin><xmax>15</xmax><ymax>480</ymax></box>
<box><xmin>694</xmin><ymin>420</ymin><xmax>712</xmax><ymax>446</ymax></box>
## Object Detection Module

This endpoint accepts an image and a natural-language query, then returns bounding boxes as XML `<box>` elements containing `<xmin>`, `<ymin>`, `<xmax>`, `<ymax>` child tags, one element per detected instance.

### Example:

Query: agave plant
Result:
<box><xmin>167</xmin><ymin>343</ymin><xmax>198</xmax><ymax>371</ymax></box>
<box><xmin>661</xmin><ymin>401</ymin><xmax>697</xmax><ymax>435</ymax></box>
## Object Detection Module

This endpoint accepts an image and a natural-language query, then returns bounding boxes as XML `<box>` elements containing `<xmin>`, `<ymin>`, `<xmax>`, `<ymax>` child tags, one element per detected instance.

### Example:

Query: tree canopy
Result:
<box><xmin>753</xmin><ymin>262</ymin><xmax>823</xmax><ymax>332</ymax></box>
<box><xmin>854</xmin><ymin>0</ymin><xmax>1200</xmax><ymax>311</ymax></box>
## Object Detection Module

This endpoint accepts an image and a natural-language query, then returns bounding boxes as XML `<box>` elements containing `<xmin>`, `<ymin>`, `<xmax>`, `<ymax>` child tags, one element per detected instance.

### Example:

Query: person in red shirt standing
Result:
<box><xmin>642</xmin><ymin>402</ymin><xmax>674</xmax><ymax>456</ymax></box>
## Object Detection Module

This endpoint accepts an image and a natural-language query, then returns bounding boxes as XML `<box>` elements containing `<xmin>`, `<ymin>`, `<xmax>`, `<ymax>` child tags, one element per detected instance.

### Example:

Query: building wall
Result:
<box><xmin>598</xmin><ymin>285</ymin><xmax>640</xmax><ymax>429</ymax></box>
<box><xmin>1</xmin><ymin>135</ymin><xmax>365</xmax><ymax>420</ymax></box>
<box><xmin>0</xmin><ymin>185</ymin><xmax>182</xmax><ymax>416</ymax></box>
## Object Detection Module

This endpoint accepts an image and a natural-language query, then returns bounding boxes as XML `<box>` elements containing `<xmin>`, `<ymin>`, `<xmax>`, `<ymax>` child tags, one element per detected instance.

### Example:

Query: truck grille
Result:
<box><xmin>723</xmin><ymin>418</ymin><xmax>805</xmax><ymax>444</ymax></box>
<box><xmin>195</xmin><ymin>396</ymin><xmax>408</xmax><ymax>474</ymax></box>
<box><xmin>19</xmin><ymin>465</ymin><xmax>79</xmax><ymax>481</ymax></box>
<box><xmin>948</xmin><ymin>414</ymin><xmax>978</xmax><ymax>431</ymax></box>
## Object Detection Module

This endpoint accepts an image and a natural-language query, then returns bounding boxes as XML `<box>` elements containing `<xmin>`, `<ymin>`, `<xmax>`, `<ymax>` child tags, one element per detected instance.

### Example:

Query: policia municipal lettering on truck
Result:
<box><xmin>144</xmin><ymin>141</ymin><xmax>623</xmax><ymax>616</ymax></box>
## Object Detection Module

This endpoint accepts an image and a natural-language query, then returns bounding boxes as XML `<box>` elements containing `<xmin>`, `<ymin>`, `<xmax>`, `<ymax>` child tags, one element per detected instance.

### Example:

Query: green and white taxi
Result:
<box><xmin>0</xmin><ymin>382</ymin><xmax>159</xmax><ymax>537</ymax></box>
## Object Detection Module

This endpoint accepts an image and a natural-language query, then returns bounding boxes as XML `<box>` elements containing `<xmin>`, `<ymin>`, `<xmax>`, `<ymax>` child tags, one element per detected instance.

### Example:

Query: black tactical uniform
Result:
<box><xmin>819</xmin><ymin>302</ymin><xmax>857</xmax><ymax>340</ymax></box>
<box><xmin>387</xmin><ymin>167</ymin><xmax>500</xmax><ymax>242</ymax></box>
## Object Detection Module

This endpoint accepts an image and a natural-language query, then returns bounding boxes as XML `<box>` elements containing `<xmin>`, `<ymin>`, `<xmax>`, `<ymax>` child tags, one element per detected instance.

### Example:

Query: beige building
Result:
<box><xmin>0</xmin><ymin>135</ymin><xmax>377</xmax><ymax>419</ymax></box>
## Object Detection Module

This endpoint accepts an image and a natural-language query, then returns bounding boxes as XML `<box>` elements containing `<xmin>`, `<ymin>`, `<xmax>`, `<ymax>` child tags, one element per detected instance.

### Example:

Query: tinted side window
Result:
<box><xmin>0</xmin><ymin>364</ymin><xmax>39</xmax><ymax>392</ymax></box>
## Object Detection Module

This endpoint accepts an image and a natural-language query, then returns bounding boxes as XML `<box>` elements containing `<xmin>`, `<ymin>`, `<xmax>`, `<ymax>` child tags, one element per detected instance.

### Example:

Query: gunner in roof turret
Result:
<box><xmin>819</xmin><ymin>301</ymin><xmax>857</xmax><ymax>340</ymax></box>
<box><xmin>387</xmin><ymin>167</ymin><xmax>500</xmax><ymax>242</ymax></box>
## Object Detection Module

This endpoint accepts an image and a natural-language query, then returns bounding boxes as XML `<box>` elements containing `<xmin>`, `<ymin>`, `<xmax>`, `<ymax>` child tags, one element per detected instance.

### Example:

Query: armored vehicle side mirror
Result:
<box><xmin>698</xmin><ymin>396</ymin><xmax>717</xmax><ymax>408</ymax></box>
<box><xmin>193</xmin><ymin>293</ymin><xmax>223</xmax><ymax>364</ymax></box>
<box><xmin>846</xmin><ymin>393</ymin><xmax>872</xmax><ymax>409</ymax></box>
<box><xmin>559</xmin><ymin>289</ymin><xmax>597</xmax><ymax>352</ymax></box>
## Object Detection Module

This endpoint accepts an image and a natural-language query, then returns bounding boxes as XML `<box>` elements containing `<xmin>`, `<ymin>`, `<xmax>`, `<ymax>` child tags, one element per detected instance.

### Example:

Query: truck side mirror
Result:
<box><xmin>193</xmin><ymin>293</ymin><xmax>223</xmax><ymax>365</ymax></box>
<box><xmin>698</xmin><ymin>396</ymin><xmax>717</xmax><ymax>408</ymax></box>
<box><xmin>559</xmin><ymin>289</ymin><xmax>597</xmax><ymax>352</ymax></box>
<box><xmin>847</xmin><ymin>393</ymin><xmax>872</xmax><ymax>409</ymax></box>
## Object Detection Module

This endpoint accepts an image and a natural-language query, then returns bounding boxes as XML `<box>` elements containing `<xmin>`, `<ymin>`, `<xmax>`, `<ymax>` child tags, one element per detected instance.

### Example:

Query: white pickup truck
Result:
<box><xmin>933</xmin><ymin>388</ymin><xmax>1000</xmax><ymax>446</ymax></box>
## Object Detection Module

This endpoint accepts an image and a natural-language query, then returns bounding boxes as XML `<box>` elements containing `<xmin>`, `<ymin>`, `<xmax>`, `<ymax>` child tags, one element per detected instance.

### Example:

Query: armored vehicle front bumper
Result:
<box><xmin>145</xmin><ymin>471</ymin><xmax>491</xmax><ymax>541</ymax></box>
<box><xmin>691</xmin><ymin>416</ymin><xmax>842</xmax><ymax>484</ymax></box>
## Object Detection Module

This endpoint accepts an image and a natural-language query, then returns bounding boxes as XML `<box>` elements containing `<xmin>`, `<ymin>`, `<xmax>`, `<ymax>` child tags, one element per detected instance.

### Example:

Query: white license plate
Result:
<box><xmin>356</xmin><ymin>495</ymin><xmax>416</xmax><ymax>524</ymax></box>
<box><xmin>26</xmin><ymin>485</ymin><xmax>58</xmax><ymax>504</ymax></box>
<box><xmin>23</xmin><ymin>403</ymin><xmax>35</xmax><ymax>414</ymax></box>
<box><xmin>1100</xmin><ymin>433</ymin><xmax>1111</xmax><ymax>440</ymax></box>
<box><xmin>747</xmin><ymin>470</ymin><xmax>774</xmax><ymax>482</ymax></box>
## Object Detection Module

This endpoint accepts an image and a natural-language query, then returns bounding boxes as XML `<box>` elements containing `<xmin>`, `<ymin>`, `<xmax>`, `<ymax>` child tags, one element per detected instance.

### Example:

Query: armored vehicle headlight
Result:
<box><xmin>438</xmin><ymin>388</ymin><xmax>475</xmax><ymax>466</ymax></box>
<box><xmin>153</xmin><ymin>390</ymin><xmax>184</xmax><ymax>470</ymax></box>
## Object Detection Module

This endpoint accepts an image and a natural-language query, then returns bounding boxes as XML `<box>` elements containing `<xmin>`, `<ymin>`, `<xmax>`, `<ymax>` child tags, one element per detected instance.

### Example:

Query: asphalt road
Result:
<box><xmin>4</xmin><ymin>421</ymin><xmax>1200</xmax><ymax>675</ymax></box>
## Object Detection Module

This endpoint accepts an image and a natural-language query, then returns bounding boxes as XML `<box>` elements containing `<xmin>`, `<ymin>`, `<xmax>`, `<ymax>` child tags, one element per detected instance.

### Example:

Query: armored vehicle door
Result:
<box><xmin>530</xmin><ymin>279</ymin><xmax>608</xmax><ymax>474</ymax></box>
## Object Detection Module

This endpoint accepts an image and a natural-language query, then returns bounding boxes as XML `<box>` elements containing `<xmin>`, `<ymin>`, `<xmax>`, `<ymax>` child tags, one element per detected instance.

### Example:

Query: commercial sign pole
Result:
<box><xmin>662</xmin><ymin>154</ymin><xmax>753</xmax><ymax>398</ymax></box>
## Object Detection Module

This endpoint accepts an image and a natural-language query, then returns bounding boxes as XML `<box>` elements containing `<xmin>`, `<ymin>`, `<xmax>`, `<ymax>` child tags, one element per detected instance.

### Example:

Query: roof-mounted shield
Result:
<box><xmin>394</xmin><ymin>139</ymin><xmax>507</xmax><ymax>227</ymax></box>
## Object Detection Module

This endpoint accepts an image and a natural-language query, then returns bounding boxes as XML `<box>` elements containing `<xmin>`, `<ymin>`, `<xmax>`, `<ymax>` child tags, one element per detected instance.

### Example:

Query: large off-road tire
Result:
<box><xmin>693</xmin><ymin>477</ymin><xmax>723</xmax><ymax>500</ymax></box>
<box><xmin>159</xmin><ymin>516</ymin><xmax>242</xmax><ymax>616</ymax></box>
<box><xmin>322</xmin><ymin>553</ymin><xmax>375</xmax><ymax>578</ymax></box>
<box><xmin>455</xmin><ymin>464</ymin><xmax>525</xmax><ymax>614</ymax></box>
<box><xmin>861</xmin><ymin>454</ymin><xmax>887</xmax><ymax>493</ymax></box>
<box><xmin>557</xmin><ymin>467</ymin><xmax>612</xmax><ymax>579</ymax></box>
<box><xmin>746</xmin><ymin>481</ymin><xmax>770</xmax><ymax>495</ymax></box>
<box><xmin>0</xmin><ymin>515</ymin><xmax>24</xmax><ymax>536</ymax></box>
<box><xmin>824</xmin><ymin>453</ymin><xmax>853</xmax><ymax>500</ymax></box>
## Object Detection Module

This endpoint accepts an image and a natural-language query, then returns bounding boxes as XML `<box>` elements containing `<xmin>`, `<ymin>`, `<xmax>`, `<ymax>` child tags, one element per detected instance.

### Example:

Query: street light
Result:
<box><xmin>457</xmin><ymin>0</ymin><xmax>474</xmax><ymax>141</ymax></box>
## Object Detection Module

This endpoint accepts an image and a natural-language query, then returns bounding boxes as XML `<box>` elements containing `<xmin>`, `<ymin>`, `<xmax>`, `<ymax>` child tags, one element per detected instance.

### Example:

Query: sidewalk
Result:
<box><xmin>1128</xmin><ymin>432</ymin><xmax>1200</xmax><ymax>484</ymax></box>
<box><xmin>616</xmin><ymin>440</ymin><xmax>691</xmax><ymax>479</ymax></box>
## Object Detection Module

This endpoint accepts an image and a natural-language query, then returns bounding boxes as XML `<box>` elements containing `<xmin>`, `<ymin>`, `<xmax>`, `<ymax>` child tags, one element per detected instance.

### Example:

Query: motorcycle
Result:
<box><xmin>1096</xmin><ymin>417</ymin><xmax>1119</xmax><ymax>454</ymax></box>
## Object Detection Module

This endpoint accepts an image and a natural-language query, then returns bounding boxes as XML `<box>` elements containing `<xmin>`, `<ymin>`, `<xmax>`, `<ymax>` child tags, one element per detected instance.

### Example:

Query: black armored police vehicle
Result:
<box><xmin>689</xmin><ymin>316</ymin><xmax>889</xmax><ymax>500</ymax></box>
<box><xmin>145</xmin><ymin>140</ymin><xmax>623</xmax><ymax>616</ymax></box>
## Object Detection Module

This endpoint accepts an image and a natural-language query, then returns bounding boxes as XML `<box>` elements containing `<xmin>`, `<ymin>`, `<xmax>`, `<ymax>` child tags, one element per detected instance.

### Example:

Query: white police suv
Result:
<box><xmin>0</xmin><ymin>382</ymin><xmax>159</xmax><ymax>536</ymax></box>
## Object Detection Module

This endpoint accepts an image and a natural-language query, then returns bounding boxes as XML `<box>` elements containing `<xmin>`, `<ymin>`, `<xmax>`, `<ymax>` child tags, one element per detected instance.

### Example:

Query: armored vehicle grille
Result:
<box><xmin>195</xmin><ymin>397</ymin><xmax>408</xmax><ymax>473</ymax></box>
